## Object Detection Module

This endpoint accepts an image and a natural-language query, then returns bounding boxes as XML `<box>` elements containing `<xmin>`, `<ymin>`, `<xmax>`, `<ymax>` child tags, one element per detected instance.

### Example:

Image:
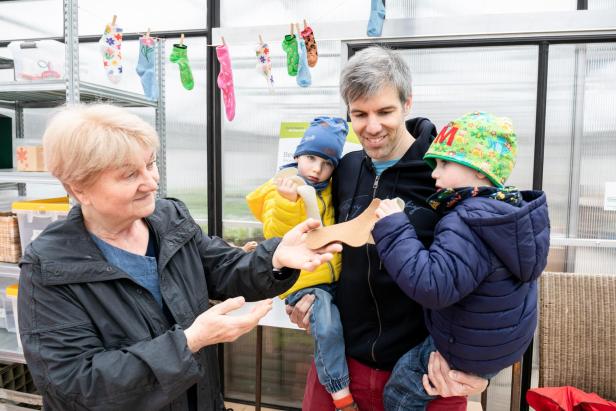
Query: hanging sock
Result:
<box><xmin>296</xmin><ymin>39</ymin><xmax>311</xmax><ymax>88</ymax></box>
<box><xmin>169</xmin><ymin>43</ymin><xmax>194</xmax><ymax>90</ymax></box>
<box><xmin>216</xmin><ymin>44</ymin><xmax>236</xmax><ymax>121</ymax></box>
<box><xmin>301</xmin><ymin>25</ymin><xmax>318</xmax><ymax>67</ymax></box>
<box><xmin>136</xmin><ymin>37</ymin><xmax>158</xmax><ymax>100</ymax></box>
<box><xmin>282</xmin><ymin>34</ymin><xmax>299</xmax><ymax>76</ymax></box>
<box><xmin>99</xmin><ymin>23</ymin><xmax>123</xmax><ymax>84</ymax></box>
<box><xmin>255</xmin><ymin>41</ymin><xmax>274</xmax><ymax>90</ymax></box>
<box><xmin>367</xmin><ymin>0</ymin><xmax>386</xmax><ymax>37</ymax></box>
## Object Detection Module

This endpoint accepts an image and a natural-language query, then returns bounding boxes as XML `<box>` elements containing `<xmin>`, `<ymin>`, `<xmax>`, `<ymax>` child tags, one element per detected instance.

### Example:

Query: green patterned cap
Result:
<box><xmin>424</xmin><ymin>112</ymin><xmax>517</xmax><ymax>187</ymax></box>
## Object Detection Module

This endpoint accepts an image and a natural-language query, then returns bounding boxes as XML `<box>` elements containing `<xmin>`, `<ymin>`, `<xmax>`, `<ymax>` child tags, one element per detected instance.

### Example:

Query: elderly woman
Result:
<box><xmin>18</xmin><ymin>104</ymin><xmax>340</xmax><ymax>411</ymax></box>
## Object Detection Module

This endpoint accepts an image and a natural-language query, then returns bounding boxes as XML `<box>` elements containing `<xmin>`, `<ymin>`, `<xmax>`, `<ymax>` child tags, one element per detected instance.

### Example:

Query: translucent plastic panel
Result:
<box><xmin>0</xmin><ymin>0</ymin><xmax>62</xmax><ymax>39</ymax></box>
<box><xmin>403</xmin><ymin>45</ymin><xmax>539</xmax><ymax>190</ymax></box>
<box><xmin>77</xmin><ymin>0</ymin><xmax>207</xmax><ymax>35</ymax></box>
<box><xmin>221</xmin><ymin>39</ymin><xmax>342</xmax><ymax>241</ymax></box>
<box><xmin>220</xmin><ymin>0</ymin><xmax>576</xmax><ymax>27</ymax></box>
<box><xmin>544</xmin><ymin>44</ymin><xmax>616</xmax><ymax>248</ymax></box>
<box><xmin>588</xmin><ymin>0</ymin><xmax>616</xmax><ymax>9</ymax></box>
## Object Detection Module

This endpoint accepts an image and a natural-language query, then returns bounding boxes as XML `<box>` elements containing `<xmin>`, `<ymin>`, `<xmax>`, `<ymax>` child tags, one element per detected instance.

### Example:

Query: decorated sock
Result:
<box><xmin>367</xmin><ymin>0</ymin><xmax>386</xmax><ymax>37</ymax></box>
<box><xmin>301</xmin><ymin>25</ymin><xmax>318</xmax><ymax>67</ymax></box>
<box><xmin>255</xmin><ymin>42</ymin><xmax>274</xmax><ymax>90</ymax></box>
<box><xmin>281</xmin><ymin>34</ymin><xmax>299</xmax><ymax>76</ymax></box>
<box><xmin>216</xmin><ymin>44</ymin><xmax>236</xmax><ymax>121</ymax></box>
<box><xmin>135</xmin><ymin>37</ymin><xmax>158</xmax><ymax>100</ymax></box>
<box><xmin>169</xmin><ymin>44</ymin><xmax>194</xmax><ymax>90</ymax></box>
<box><xmin>98</xmin><ymin>23</ymin><xmax>123</xmax><ymax>83</ymax></box>
<box><xmin>296</xmin><ymin>39</ymin><xmax>311</xmax><ymax>88</ymax></box>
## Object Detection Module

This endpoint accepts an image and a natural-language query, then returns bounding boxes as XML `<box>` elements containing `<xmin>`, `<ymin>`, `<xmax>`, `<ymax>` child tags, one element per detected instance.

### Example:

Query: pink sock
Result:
<box><xmin>216</xmin><ymin>44</ymin><xmax>236</xmax><ymax>121</ymax></box>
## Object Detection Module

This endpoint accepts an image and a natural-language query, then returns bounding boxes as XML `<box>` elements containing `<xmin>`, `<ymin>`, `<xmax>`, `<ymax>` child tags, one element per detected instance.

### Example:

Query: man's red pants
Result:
<box><xmin>302</xmin><ymin>357</ymin><xmax>467</xmax><ymax>411</ymax></box>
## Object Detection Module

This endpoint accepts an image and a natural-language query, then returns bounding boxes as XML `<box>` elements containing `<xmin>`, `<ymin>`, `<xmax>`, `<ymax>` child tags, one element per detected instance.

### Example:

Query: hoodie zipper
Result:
<box><xmin>318</xmin><ymin>191</ymin><xmax>336</xmax><ymax>283</ymax></box>
<box><xmin>369</xmin><ymin>173</ymin><xmax>383</xmax><ymax>363</ymax></box>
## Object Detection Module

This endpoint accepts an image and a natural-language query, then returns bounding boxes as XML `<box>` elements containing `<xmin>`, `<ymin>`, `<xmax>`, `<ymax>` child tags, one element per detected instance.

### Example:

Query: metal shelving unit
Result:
<box><xmin>0</xmin><ymin>1</ymin><xmax>168</xmax><ymax>398</ymax></box>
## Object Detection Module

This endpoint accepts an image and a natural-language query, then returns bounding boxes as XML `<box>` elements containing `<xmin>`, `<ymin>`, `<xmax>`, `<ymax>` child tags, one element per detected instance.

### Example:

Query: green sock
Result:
<box><xmin>281</xmin><ymin>34</ymin><xmax>299</xmax><ymax>76</ymax></box>
<box><xmin>169</xmin><ymin>44</ymin><xmax>194</xmax><ymax>90</ymax></box>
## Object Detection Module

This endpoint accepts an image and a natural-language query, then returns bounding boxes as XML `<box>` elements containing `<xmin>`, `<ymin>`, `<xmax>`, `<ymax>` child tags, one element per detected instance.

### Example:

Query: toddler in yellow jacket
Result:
<box><xmin>246</xmin><ymin>117</ymin><xmax>356</xmax><ymax>409</ymax></box>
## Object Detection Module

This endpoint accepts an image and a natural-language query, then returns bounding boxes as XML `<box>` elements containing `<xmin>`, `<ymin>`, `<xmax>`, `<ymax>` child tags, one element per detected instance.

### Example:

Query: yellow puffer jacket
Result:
<box><xmin>246</xmin><ymin>179</ymin><xmax>341</xmax><ymax>298</ymax></box>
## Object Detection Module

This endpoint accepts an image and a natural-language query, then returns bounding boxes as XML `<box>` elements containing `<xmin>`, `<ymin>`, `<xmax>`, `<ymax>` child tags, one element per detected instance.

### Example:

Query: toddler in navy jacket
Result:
<box><xmin>372</xmin><ymin>112</ymin><xmax>550</xmax><ymax>411</ymax></box>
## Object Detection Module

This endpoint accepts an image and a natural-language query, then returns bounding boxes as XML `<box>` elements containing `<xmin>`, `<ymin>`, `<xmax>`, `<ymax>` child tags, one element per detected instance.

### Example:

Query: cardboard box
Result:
<box><xmin>15</xmin><ymin>145</ymin><xmax>46</xmax><ymax>172</ymax></box>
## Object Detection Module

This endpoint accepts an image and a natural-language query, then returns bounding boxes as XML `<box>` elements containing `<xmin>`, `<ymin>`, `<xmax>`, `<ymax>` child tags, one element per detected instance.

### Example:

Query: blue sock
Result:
<box><xmin>367</xmin><ymin>0</ymin><xmax>386</xmax><ymax>37</ymax></box>
<box><xmin>136</xmin><ymin>37</ymin><xmax>158</xmax><ymax>100</ymax></box>
<box><xmin>297</xmin><ymin>39</ymin><xmax>312</xmax><ymax>88</ymax></box>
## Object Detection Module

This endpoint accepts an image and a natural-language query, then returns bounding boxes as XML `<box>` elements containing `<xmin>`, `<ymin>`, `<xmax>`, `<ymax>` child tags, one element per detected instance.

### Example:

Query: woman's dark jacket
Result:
<box><xmin>373</xmin><ymin>191</ymin><xmax>550</xmax><ymax>375</ymax></box>
<box><xmin>18</xmin><ymin>198</ymin><xmax>299</xmax><ymax>411</ymax></box>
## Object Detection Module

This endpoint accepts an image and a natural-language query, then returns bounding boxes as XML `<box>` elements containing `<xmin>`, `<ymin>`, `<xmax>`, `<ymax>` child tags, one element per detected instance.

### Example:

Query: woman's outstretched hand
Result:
<box><xmin>272</xmin><ymin>218</ymin><xmax>342</xmax><ymax>272</ymax></box>
<box><xmin>184</xmin><ymin>297</ymin><xmax>272</xmax><ymax>352</ymax></box>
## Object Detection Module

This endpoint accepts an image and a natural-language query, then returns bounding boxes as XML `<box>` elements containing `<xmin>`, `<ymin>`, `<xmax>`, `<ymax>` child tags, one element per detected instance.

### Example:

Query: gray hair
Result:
<box><xmin>340</xmin><ymin>46</ymin><xmax>412</xmax><ymax>106</ymax></box>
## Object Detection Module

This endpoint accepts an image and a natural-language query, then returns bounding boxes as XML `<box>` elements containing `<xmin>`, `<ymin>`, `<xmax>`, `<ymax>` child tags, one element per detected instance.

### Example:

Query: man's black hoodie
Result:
<box><xmin>332</xmin><ymin>117</ymin><xmax>438</xmax><ymax>370</ymax></box>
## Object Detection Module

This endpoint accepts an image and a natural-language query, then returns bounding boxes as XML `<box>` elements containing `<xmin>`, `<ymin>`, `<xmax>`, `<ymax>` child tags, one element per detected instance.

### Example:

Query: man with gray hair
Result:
<box><xmin>288</xmin><ymin>46</ymin><xmax>489</xmax><ymax>411</ymax></box>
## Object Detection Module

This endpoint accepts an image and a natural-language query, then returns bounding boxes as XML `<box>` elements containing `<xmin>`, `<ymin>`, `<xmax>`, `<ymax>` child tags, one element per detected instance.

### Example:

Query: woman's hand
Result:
<box><xmin>422</xmin><ymin>351</ymin><xmax>488</xmax><ymax>397</ymax></box>
<box><xmin>376</xmin><ymin>199</ymin><xmax>404</xmax><ymax>219</ymax></box>
<box><xmin>285</xmin><ymin>293</ymin><xmax>314</xmax><ymax>334</ymax></box>
<box><xmin>184</xmin><ymin>297</ymin><xmax>272</xmax><ymax>353</ymax></box>
<box><xmin>276</xmin><ymin>177</ymin><xmax>299</xmax><ymax>202</ymax></box>
<box><xmin>272</xmin><ymin>218</ymin><xmax>342</xmax><ymax>271</ymax></box>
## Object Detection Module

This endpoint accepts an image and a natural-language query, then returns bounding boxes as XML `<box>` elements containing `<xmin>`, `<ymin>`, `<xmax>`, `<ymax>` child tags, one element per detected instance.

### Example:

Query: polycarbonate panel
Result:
<box><xmin>544</xmin><ymin>43</ymin><xmax>616</xmax><ymax>274</ymax></box>
<box><xmin>0</xmin><ymin>0</ymin><xmax>62</xmax><ymax>39</ymax></box>
<box><xmin>221</xmin><ymin>0</ymin><xmax>576</xmax><ymax>27</ymax></box>
<box><xmin>221</xmin><ymin>39</ymin><xmax>342</xmax><ymax>243</ymax></box>
<box><xmin>404</xmin><ymin>45</ymin><xmax>538</xmax><ymax>190</ymax></box>
<box><xmin>588</xmin><ymin>0</ymin><xmax>616</xmax><ymax>9</ymax></box>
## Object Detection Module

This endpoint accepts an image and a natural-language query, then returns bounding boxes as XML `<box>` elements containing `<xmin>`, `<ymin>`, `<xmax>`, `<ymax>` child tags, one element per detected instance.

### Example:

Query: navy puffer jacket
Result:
<box><xmin>372</xmin><ymin>190</ymin><xmax>550</xmax><ymax>376</ymax></box>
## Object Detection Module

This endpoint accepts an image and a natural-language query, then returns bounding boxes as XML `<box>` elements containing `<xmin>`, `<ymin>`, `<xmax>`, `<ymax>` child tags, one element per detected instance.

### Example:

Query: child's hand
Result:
<box><xmin>276</xmin><ymin>177</ymin><xmax>299</xmax><ymax>202</ymax></box>
<box><xmin>376</xmin><ymin>199</ymin><xmax>404</xmax><ymax>219</ymax></box>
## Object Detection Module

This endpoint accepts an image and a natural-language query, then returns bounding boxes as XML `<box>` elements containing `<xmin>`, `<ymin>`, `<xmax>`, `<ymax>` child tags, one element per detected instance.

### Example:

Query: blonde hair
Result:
<box><xmin>43</xmin><ymin>104</ymin><xmax>160</xmax><ymax>188</ymax></box>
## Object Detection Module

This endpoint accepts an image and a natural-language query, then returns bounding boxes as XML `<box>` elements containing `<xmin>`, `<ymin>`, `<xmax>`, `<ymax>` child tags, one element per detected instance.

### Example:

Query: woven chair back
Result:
<box><xmin>539</xmin><ymin>272</ymin><xmax>616</xmax><ymax>400</ymax></box>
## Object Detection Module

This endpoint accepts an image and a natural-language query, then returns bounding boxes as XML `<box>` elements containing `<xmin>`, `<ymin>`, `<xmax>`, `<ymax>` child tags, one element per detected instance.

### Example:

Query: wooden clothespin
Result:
<box><xmin>258</xmin><ymin>34</ymin><xmax>264</xmax><ymax>46</ymax></box>
<box><xmin>304</xmin><ymin>19</ymin><xmax>308</xmax><ymax>29</ymax></box>
<box><xmin>295</xmin><ymin>22</ymin><xmax>300</xmax><ymax>34</ymax></box>
<box><xmin>221</xmin><ymin>36</ymin><xmax>226</xmax><ymax>46</ymax></box>
<box><xmin>180</xmin><ymin>33</ymin><xmax>184</xmax><ymax>46</ymax></box>
<box><xmin>111</xmin><ymin>15</ymin><xmax>117</xmax><ymax>26</ymax></box>
<box><xmin>146</xmin><ymin>27</ymin><xmax>151</xmax><ymax>38</ymax></box>
<box><xmin>290</xmin><ymin>23</ymin><xmax>294</xmax><ymax>36</ymax></box>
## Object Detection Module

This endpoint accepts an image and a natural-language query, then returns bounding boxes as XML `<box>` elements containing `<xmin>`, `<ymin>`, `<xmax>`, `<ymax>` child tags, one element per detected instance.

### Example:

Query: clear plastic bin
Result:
<box><xmin>12</xmin><ymin>197</ymin><xmax>70</xmax><ymax>252</ymax></box>
<box><xmin>5</xmin><ymin>283</ymin><xmax>20</xmax><ymax>349</ymax></box>
<box><xmin>7</xmin><ymin>40</ymin><xmax>65</xmax><ymax>81</ymax></box>
<box><xmin>0</xmin><ymin>278</ymin><xmax>16</xmax><ymax>331</ymax></box>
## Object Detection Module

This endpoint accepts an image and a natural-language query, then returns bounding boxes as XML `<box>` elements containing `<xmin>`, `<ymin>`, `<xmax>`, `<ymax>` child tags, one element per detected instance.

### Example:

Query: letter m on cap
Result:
<box><xmin>435</xmin><ymin>126</ymin><xmax>458</xmax><ymax>146</ymax></box>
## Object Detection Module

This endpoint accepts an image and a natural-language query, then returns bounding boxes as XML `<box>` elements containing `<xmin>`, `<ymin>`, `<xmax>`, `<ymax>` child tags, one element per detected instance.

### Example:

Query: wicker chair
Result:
<box><xmin>538</xmin><ymin>271</ymin><xmax>616</xmax><ymax>400</ymax></box>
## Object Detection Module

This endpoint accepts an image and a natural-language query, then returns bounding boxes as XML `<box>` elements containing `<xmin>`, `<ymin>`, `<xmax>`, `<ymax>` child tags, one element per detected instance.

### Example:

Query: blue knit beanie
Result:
<box><xmin>293</xmin><ymin>116</ymin><xmax>348</xmax><ymax>167</ymax></box>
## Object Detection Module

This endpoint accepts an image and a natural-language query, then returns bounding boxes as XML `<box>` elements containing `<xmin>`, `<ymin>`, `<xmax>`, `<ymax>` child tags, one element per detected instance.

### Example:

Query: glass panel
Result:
<box><xmin>544</xmin><ymin>43</ymin><xmax>616</xmax><ymax>273</ymax></box>
<box><xmin>405</xmin><ymin>45</ymin><xmax>539</xmax><ymax>190</ymax></box>
<box><xmin>78</xmin><ymin>0</ymin><xmax>207</xmax><ymax>35</ymax></box>
<box><xmin>221</xmin><ymin>0</ymin><xmax>576</xmax><ymax>27</ymax></box>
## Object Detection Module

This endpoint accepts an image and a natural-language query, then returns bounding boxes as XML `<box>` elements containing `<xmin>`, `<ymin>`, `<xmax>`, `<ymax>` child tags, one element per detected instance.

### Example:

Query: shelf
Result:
<box><xmin>0</xmin><ymin>79</ymin><xmax>157</xmax><ymax>108</ymax></box>
<box><xmin>0</xmin><ymin>329</ymin><xmax>23</xmax><ymax>364</ymax></box>
<box><xmin>0</xmin><ymin>263</ymin><xmax>19</xmax><ymax>280</ymax></box>
<box><xmin>0</xmin><ymin>170</ymin><xmax>58</xmax><ymax>185</ymax></box>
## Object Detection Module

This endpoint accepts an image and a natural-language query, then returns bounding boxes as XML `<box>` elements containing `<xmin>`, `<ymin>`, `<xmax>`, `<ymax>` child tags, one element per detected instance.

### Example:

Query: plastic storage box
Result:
<box><xmin>5</xmin><ymin>283</ymin><xmax>19</xmax><ymax>349</ymax></box>
<box><xmin>0</xmin><ymin>278</ymin><xmax>15</xmax><ymax>331</ymax></box>
<box><xmin>12</xmin><ymin>197</ymin><xmax>70</xmax><ymax>252</ymax></box>
<box><xmin>7</xmin><ymin>40</ymin><xmax>65</xmax><ymax>81</ymax></box>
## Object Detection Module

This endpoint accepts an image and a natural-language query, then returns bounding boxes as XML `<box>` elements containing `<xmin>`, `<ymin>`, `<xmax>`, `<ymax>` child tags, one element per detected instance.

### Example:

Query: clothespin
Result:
<box><xmin>146</xmin><ymin>27</ymin><xmax>150</xmax><ymax>38</ymax></box>
<box><xmin>221</xmin><ymin>36</ymin><xmax>226</xmax><ymax>46</ymax></box>
<box><xmin>290</xmin><ymin>23</ymin><xmax>294</xmax><ymax>36</ymax></box>
<box><xmin>180</xmin><ymin>33</ymin><xmax>184</xmax><ymax>46</ymax></box>
<box><xmin>111</xmin><ymin>15</ymin><xmax>117</xmax><ymax>26</ymax></box>
<box><xmin>304</xmin><ymin>19</ymin><xmax>308</xmax><ymax>29</ymax></box>
<box><xmin>258</xmin><ymin>34</ymin><xmax>264</xmax><ymax>46</ymax></box>
<box><xmin>295</xmin><ymin>22</ymin><xmax>300</xmax><ymax>34</ymax></box>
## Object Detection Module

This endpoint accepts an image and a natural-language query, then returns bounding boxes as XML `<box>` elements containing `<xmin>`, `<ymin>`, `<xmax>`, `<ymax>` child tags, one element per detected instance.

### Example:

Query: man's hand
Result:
<box><xmin>285</xmin><ymin>294</ymin><xmax>314</xmax><ymax>334</ymax></box>
<box><xmin>276</xmin><ymin>177</ymin><xmax>299</xmax><ymax>202</ymax></box>
<box><xmin>422</xmin><ymin>351</ymin><xmax>488</xmax><ymax>397</ymax></box>
<box><xmin>375</xmin><ymin>199</ymin><xmax>404</xmax><ymax>219</ymax></box>
<box><xmin>272</xmin><ymin>218</ymin><xmax>342</xmax><ymax>271</ymax></box>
